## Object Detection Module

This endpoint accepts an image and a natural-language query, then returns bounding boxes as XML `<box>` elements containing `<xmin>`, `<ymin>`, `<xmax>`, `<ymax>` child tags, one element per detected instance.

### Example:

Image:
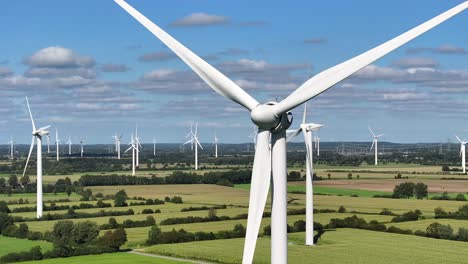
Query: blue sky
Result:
<box><xmin>0</xmin><ymin>0</ymin><xmax>467</xmax><ymax>144</ymax></box>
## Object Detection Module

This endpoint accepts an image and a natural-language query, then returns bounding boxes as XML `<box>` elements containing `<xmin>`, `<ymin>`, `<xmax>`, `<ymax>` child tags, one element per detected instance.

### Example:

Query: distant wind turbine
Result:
<box><xmin>80</xmin><ymin>138</ymin><xmax>85</xmax><ymax>157</ymax></box>
<box><xmin>184</xmin><ymin>123</ymin><xmax>203</xmax><ymax>170</ymax></box>
<box><xmin>214</xmin><ymin>133</ymin><xmax>219</xmax><ymax>158</ymax></box>
<box><xmin>153</xmin><ymin>136</ymin><xmax>156</xmax><ymax>157</ymax></box>
<box><xmin>456</xmin><ymin>135</ymin><xmax>467</xmax><ymax>173</ymax></box>
<box><xmin>113</xmin><ymin>133</ymin><xmax>122</xmax><ymax>159</ymax></box>
<box><xmin>125</xmin><ymin>134</ymin><xmax>138</xmax><ymax>176</ymax></box>
<box><xmin>66</xmin><ymin>136</ymin><xmax>72</xmax><ymax>155</ymax></box>
<box><xmin>23</xmin><ymin>97</ymin><xmax>50</xmax><ymax>219</ymax></box>
<box><xmin>7</xmin><ymin>137</ymin><xmax>14</xmax><ymax>159</ymax></box>
<box><xmin>135</xmin><ymin>126</ymin><xmax>142</xmax><ymax>167</ymax></box>
<box><xmin>46</xmin><ymin>134</ymin><xmax>50</xmax><ymax>154</ymax></box>
<box><xmin>55</xmin><ymin>129</ymin><xmax>60</xmax><ymax>161</ymax></box>
<box><xmin>287</xmin><ymin>103</ymin><xmax>323</xmax><ymax>246</ymax></box>
<box><xmin>369</xmin><ymin>127</ymin><xmax>384</xmax><ymax>165</ymax></box>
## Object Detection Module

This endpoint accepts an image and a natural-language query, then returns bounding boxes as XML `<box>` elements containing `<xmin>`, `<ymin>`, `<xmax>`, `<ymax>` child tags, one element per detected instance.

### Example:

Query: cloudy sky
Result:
<box><xmin>0</xmin><ymin>0</ymin><xmax>467</xmax><ymax>144</ymax></box>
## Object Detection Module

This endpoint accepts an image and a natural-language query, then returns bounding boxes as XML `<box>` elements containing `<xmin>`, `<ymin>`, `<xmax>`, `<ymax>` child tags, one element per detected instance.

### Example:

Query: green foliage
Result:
<box><xmin>99</xmin><ymin>227</ymin><xmax>127</xmax><ymax>250</ymax></box>
<box><xmin>392</xmin><ymin>182</ymin><xmax>415</xmax><ymax>199</ymax></box>
<box><xmin>0</xmin><ymin>201</ymin><xmax>10</xmax><ymax>213</ymax></box>
<box><xmin>414</xmin><ymin>182</ymin><xmax>428</xmax><ymax>199</ymax></box>
<box><xmin>391</xmin><ymin>210</ymin><xmax>422</xmax><ymax>223</ymax></box>
<box><xmin>114</xmin><ymin>189</ymin><xmax>128</xmax><ymax>207</ymax></box>
<box><xmin>72</xmin><ymin>221</ymin><xmax>99</xmax><ymax>245</ymax></box>
<box><xmin>426</xmin><ymin>222</ymin><xmax>453</xmax><ymax>239</ymax></box>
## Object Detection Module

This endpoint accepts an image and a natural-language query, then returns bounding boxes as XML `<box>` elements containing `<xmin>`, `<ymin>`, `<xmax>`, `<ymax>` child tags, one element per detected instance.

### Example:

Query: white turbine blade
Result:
<box><xmin>286</xmin><ymin>128</ymin><xmax>302</xmax><ymax>142</ymax></box>
<box><xmin>370</xmin><ymin>140</ymin><xmax>375</xmax><ymax>151</ymax></box>
<box><xmin>37</xmin><ymin>125</ymin><xmax>51</xmax><ymax>132</ymax></box>
<box><xmin>23</xmin><ymin>136</ymin><xmax>35</xmax><ymax>177</ymax></box>
<box><xmin>273</xmin><ymin>2</ymin><xmax>468</xmax><ymax>115</ymax></box>
<box><xmin>376</xmin><ymin>134</ymin><xmax>384</xmax><ymax>138</ymax></box>
<box><xmin>184</xmin><ymin>138</ymin><xmax>194</xmax><ymax>145</ymax></box>
<box><xmin>115</xmin><ymin>0</ymin><xmax>259</xmax><ymax>111</ymax></box>
<box><xmin>242</xmin><ymin>129</ymin><xmax>271</xmax><ymax>264</ymax></box>
<box><xmin>194</xmin><ymin>137</ymin><xmax>203</xmax><ymax>150</ymax></box>
<box><xmin>124</xmin><ymin>146</ymin><xmax>132</xmax><ymax>153</ymax></box>
<box><xmin>25</xmin><ymin>97</ymin><xmax>36</xmax><ymax>131</ymax></box>
<box><xmin>368</xmin><ymin>126</ymin><xmax>376</xmax><ymax>137</ymax></box>
<box><xmin>456</xmin><ymin>135</ymin><xmax>463</xmax><ymax>143</ymax></box>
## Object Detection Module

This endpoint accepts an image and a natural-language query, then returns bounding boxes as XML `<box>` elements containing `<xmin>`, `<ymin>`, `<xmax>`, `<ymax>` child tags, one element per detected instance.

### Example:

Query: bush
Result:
<box><xmin>338</xmin><ymin>206</ymin><xmax>346</xmax><ymax>213</ymax></box>
<box><xmin>142</xmin><ymin>209</ymin><xmax>154</xmax><ymax>214</ymax></box>
<box><xmin>379</xmin><ymin>208</ymin><xmax>394</xmax><ymax>215</ymax></box>
<box><xmin>426</xmin><ymin>222</ymin><xmax>453</xmax><ymax>239</ymax></box>
<box><xmin>391</xmin><ymin>210</ymin><xmax>422</xmax><ymax>223</ymax></box>
<box><xmin>386</xmin><ymin>226</ymin><xmax>412</xmax><ymax>235</ymax></box>
<box><xmin>455</xmin><ymin>194</ymin><xmax>467</xmax><ymax>201</ymax></box>
<box><xmin>146</xmin><ymin>225</ymin><xmax>162</xmax><ymax>245</ymax></box>
<box><xmin>99</xmin><ymin>227</ymin><xmax>127</xmax><ymax>250</ymax></box>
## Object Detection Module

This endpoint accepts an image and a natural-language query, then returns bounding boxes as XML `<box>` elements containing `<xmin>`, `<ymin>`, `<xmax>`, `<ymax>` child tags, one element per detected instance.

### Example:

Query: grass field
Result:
<box><xmin>0</xmin><ymin>236</ymin><xmax>52</xmax><ymax>257</ymax></box>
<box><xmin>391</xmin><ymin>218</ymin><xmax>468</xmax><ymax>232</ymax></box>
<box><xmin>21</xmin><ymin>252</ymin><xmax>187</xmax><ymax>264</ymax></box>
<box><xmin>143</xmin><ymin>228</ymin><xmax>468</xmax><ymax>264</ymax></box>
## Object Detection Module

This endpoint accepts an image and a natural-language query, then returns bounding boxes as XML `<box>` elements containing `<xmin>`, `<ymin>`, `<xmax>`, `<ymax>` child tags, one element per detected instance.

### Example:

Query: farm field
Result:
<box><xmin>143</xmin><ymin>229</ymin><xmax>468</xmax><ymax>264</ymax></box>
<box><xmin>21</xmin><ymin>252</ymin><xmax>187</xmax><ymax>264</ymax></box>
<box><xmin>0</xmin><ymin>236</ymin><xmax>52</xmax><ymax>257</ymax></box>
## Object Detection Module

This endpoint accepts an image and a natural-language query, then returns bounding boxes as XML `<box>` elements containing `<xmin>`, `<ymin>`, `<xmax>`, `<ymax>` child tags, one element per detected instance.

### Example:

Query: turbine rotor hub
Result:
<box><xmin>250</xmin><ymin>102</ymin><xmax>292</xmax><ymax>131</ymax></box>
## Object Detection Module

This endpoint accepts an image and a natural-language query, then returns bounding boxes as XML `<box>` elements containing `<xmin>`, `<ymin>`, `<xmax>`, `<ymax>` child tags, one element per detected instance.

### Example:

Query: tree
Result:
<box><xmin>114</xmin><ymin>190</ymin><xmax>128</xmax><ymax>207</ymax></box>
<box><xmin>30</xmin><ymin>246</ymin><xmax>43</xmax><ymax>260</ymax></box>
<box><xmin>51</xmin><ymin>221</ymin><xmax>74</xmax><ymax>256</ymax></box>
<box><xmin>65</xmin><ymin>186</ymin><xmax>72</xmax><ymax>197</ymax></box>
<box><xmin>208</xmin><ymin>208</ymin><xmax>217</xmax><ymax>220</ymax></box>
<box><xmin>0</xmin><ymin>212</ymin><xmax>13</xmax><ymax>233</ymax></box>
<box><xmin>392</xmin><ymin>182</ymin><xmax>415</xmax><ymax>199</ymax></box>
<box><xmin>101</xmin><ymin>227</ymin><xmax>127</xmax><ymax>250</ymax></box>
<box><xmin>146</xmin><ymin>216</ymin><xmax>156</xmax><ymax>226</ymax></box>
<box><xmin>108</xmin><ymin>218</ymin><xmax>118</xmax><ymax>228</ymax></box>
<box><xmin>20</xmin><ymin>175</ymin><xmax>30</xmax><ymax>186</ymax></box>
<box><xmin>426</xmin><ymin>222</ymin><xmax>453</xmax><ymax>239</ymax></box>
<box><xmin>0</xmin><ymin>178</ymin><xmax>5</xmax><ymax>187</ymax></box>
<box><xmin>8</xmin><ymin>175</ymin><xmax>18</xmax><ymax>188</ymax></box>
<box><xmin>0</xmin><ymin>201</ymin><xmax>10</xmax><ymax>213</ymax></box>
<box><xmin>72</xmin><ymin>221</ymin><xmax>99</xmax><ymax>245</ymax></box>
<box><xmin>146</xmin><ymin>225</ymin><xmax>162</xmax><ymax>245</ymax></box>
<box><xmin>16</xmin><ymin>223</ymin><xmax>29</xmax><ymax>238</ymax></box>
<box><xmin>414</xmin><ymin>182</ymin><xmax>428</xmax><ymax>199</ymax></box>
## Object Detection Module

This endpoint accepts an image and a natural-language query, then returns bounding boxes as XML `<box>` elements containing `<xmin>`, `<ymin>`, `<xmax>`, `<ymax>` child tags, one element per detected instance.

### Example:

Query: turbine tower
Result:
<box><xmin>7</xmin><ymin>137</ymin><xmax>14</xmax><ymax>159</ymax></box>
<box><xmin>80</xmin><ymin>139</ymin><xmax>84</xmax><ymax>157</ymax></box>
<box><xmin>214</xmin><ymin>134</ymin><xmax>219</xmax><ymax>158</ymax></box>
<box><xmin>369</xmin><ymin>127</ymin><xmax>384</xmax><ymax>165</ymax></box>
<box><xmin>113</xmin><ymin>134</ymin><xmax>122</xmax><ymax>159</ymax></box>
<box><xmin>125</xmin><ymin>134</ymin><xmax>138</xmax><ymax>176</ymax></box>
<box><xmin>135</xmin><ymin>126</ymin><xmax>142</xmax><ymax>167</ymax></box>
<box><xmin>314</xmin><ymin>134</ymin><xmax>321</xmax><ymax>156</ymax></box>
<box><xmin>23</xmin><ymin>97</ymin><xmax>50</xmax><ymax>219</ymax></box>
<box><xmin>46</xmin><ymin>134</ymin><xmax>50</xmax><ymax>154</ymax></box>
<box><xmin>456</xmin><ymin>135</ymin><xmax>467</xmax><ymax>173</ymax></box>
<box><xmin>66</xmin><ymin>136</ymin><xmax>72</xmax><ymax>155</ymax></box>
<box><xmin>153</xmin><ymin>136</ymin><xmax>156</xmax><ymax>157</ymax></box>
<box><xmin>184</xmin><ymin>123</ymin><xmax>203</xmax><ymax>170</ymax></box>
<box><xmin>115</xmin><ymin>1</ymin><xmax>468</xmax><ymax>262</ymax></box>
<box><xmin>55</xmin><ymin>129</ymin><xmax>60</xmax><ymax>161</ymax></box>
<box><xmin>287</xmin><ymin>103</ymin><xmax>323</xmax><ymax>246</ymax></box>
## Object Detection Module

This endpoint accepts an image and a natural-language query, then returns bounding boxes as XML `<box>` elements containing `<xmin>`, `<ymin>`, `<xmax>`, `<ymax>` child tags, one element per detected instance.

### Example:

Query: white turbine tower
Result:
<box><xmin>7</xmin><ymin>137</ymin><xmax>14</xmax><ymax>159</ymax></box>
<box><xmin>113</xmin><ymin>134</ymin><xmax>122</xmax><ymax>159</ymax></box>
<box><xmin>315</xmin><ymin>134</ymin><xmax>321</xmax><ymax>156</ymax></box>
<box><xmin>80</xmin><ymin>139</ymin><xmax>84</xmax><ymax>157</ymax></box>
<box><xmin>135</xmin><ymin>126</ymin><xmax>142</xmax><ymax>167</ymax></box>
<box><xmin>214</xmin><ymin>134</ymin><xmax>219</xmax><ymax>158</ymax></box>
<box><xmin>46</xmin><ymin>134</ymin><xmax>50</xmax><ymax>154</ymax></box>
<box><xmin>23</xmin><ymin>97</ymin><xmax>50</xmax><ymax>219</ymax></box>
<box><xmin>55</xmin><ymin>129</ymin><xmax>60</xmax><ymax>161</ymax></box>
<box><xmin>456</xmin><ymin>135</ymin><xmax>467</xmax><ymax>173</ymax></box>
<box><xmin>125</xmin><ymin>134</ymin><xmax>138</xmax><ymax>176</ymax></box>
<box><xmin>184</xmin><ymin>123</ymin><xmax>203</xmax><ymax>170</ymax></box>
<box><xmin>369</xmin><ymin>127</ymin><xmax>384</xmax><ymax>165</ymax></box>
<box><xmin>287</xmin><ymin>103</ymin><xmax>323</xmax><ymax>246</ymax></box>
<box><xmin>115</xmin><ymin>1</ymin><xmax>467</xmax><ymax>262</ymax></box>
<box><xmin>66</xmin><ymin>136</ymin><xmax>72</xmax><ymax>155</ymax></box>
<box><xmin>153</xmin><ymin>136</ymin><xmax>156</xmax><ymax>157</ymax></box>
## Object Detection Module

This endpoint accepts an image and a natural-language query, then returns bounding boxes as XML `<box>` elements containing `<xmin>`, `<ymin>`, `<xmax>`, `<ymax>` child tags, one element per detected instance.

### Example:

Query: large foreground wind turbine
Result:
<box><xmin>115</xmin><ymin>1</ymin><xmax>468</xmax><ymax>262</ymax></box>
<box><xmin>55</xmin><ymin>129</ymin><xmax>60</xmax><ymax>161</ymax></box>
<box><xmin>125</xmin><ymin>134</ymin><xmax>138</xmax><ymax>176</ymax></box>
<box><xmin>369</xmin><ymin>127</ymin><xmax>384</xmax><ymax>165</ymax></box>
<box><xmin>23</xmin><ymin>97</ymin><xmax>50</xmax><ymax>219</ymax></box>
<box><xmin>287</xmin><ymin>104</ymin><xmax>323</xmax><ymax>246</ymax></box>
<box><xmin>184</xmin><ymin>123</ymin><xmax>203</xmax><ymax>170</ymax></box>
<box><xmin>456</xmin><ymin>135</ymin><xmax>467</xmax><ymax>173</ymax></box>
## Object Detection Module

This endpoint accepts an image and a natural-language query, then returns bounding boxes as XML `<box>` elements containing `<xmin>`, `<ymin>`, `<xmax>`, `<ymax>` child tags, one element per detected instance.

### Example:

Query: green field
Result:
<box><xmin>0</xmin><ymin>236</ymin><xmax>52</xmax><ymax>257</ymax></box>
<box><xmin>143</xmin><ymin>229</ymin><xmax>468</xmax><ymax>264</ymax></box>
<box><xmin>21</xmin><ymin>252</ymin><xmax>186</xmax><ymax>264</ymax></box>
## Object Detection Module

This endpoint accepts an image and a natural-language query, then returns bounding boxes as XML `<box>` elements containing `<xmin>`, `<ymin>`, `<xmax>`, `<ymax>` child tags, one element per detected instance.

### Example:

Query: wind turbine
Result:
<box><xmin>184</xmin><ymin>123</ymin><xmax>203</xmax><ymax>170</ymax></box>
<box><xmin>287</xmin><ymin>103</ymin><xmax>323</xmax><ymax>246</ymax></box>
<box><xmin>55</xmin><ymin>129</ymin><xmax>60</xmax><ymax>161</ymax></box>
<box><xmin>80</xmin><ymin>138</ymin><xmax>84</xmax><ymax>157</ymax></box>
<box><xmin>7</xmin><ymin>137</ymin><xmax>14</xmax><ymax>159</ymax></box>
<box><xmin>46</xmin><ymin>134</ymin><xmax>50</xmax><ymax>154</ymax></box>
<box><xmin>125</xmin><ymin>134</ymin><xmax>138</xmax><ymax>176</ymax></box>
<box><xmin>214</xmin><ymin>133</ymin><xmax>219</xmax><ymax>158</ymax></box>
<box><xmin>23</xmin><ymin>97</ymin><xmax>50</xmax><ymax>219</ymax></box>
<box><xmin>186</xmin><ymin>123</ymin><xmax>195</xmax><ymax>151</ymax></box>
<box><xmin>66</xmin><ymin>136</ymin><xmax>72</xmax><ymax>155</ymax></box>
<box><xmin>135</xmin><ymin>126</ymin><xmax>142</xmax><ymax>167</ymax></box>
<box><xmin>369</xmin><ymin>127</ymin><xmax>384</xmax><ymax>165</ymax></box>
<box><xmin>314</xmin><ymin>134</ymin><xmax>321</xmax><ymax>156</ymax></box>
<box><xmin>115</xmin><ymin>1</ymin><xmax>467</xmax><ymax>262</ymax></box>
<box><xmin>456</xmin><ymin>135</ymin><xmax>467</xmax><ymax>173</ymax></box>
<box><xmin>153</xmin><ymin>136</ymin><xmax>156</xmax><ymax>157</ymax></box>
<box><xmin>113</xmin><ymin>134</ymin><xmax>122</xmax><ymax>159</ymax></box>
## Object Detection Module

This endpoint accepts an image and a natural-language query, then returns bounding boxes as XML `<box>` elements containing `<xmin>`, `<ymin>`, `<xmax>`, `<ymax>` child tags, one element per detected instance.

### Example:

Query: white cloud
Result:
<box><xmin>24</xmin><ymin>46</ymin><xmax>94</xmax><ymax>68</ymax></box>
<box><xmin>171</xmin><ymin>13</ymin><xmax>229</xmax><ymax>27</ymax></box>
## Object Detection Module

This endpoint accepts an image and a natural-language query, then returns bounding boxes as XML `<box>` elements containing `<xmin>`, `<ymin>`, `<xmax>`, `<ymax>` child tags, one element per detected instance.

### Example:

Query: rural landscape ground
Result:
<box><xmin>2</xmin><ymin>146</ymin><xmax>468</xmax><ymax>264</ymax></box>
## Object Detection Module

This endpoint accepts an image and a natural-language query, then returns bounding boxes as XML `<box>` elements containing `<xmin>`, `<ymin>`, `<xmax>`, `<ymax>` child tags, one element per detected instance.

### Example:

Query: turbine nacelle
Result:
<box><xmin>250</xmin><ymin>103</ymin><xmax>292</xmax><ymax>131</ymax></box>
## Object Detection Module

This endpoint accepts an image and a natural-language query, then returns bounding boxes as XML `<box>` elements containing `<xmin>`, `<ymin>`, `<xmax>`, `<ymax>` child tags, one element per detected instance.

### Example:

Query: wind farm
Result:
<box><xmin>0</xmin><ymin>1</ymin><xmax>467</xmax><ymax>264</ymax></box>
